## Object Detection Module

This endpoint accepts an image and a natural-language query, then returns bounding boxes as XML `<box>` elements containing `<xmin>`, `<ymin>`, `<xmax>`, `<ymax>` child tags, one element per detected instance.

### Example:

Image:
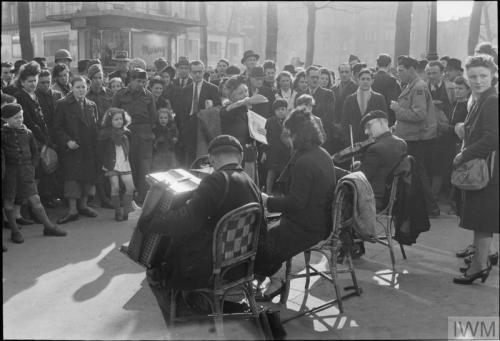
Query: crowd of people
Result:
<box><xmin>1</xmin><ymin>41</ymin><xmax>498</xmax><ymax>291</ymax></box>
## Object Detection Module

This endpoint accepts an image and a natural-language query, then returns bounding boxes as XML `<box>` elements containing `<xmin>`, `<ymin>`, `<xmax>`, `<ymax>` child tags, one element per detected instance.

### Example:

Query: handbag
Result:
<box><xmin>40</xmin><ymin>146</ymin><xmax>58</xmax><ymax>174</ymax></box>
<box><xmin>451</xmin><ymin>151</ymin><xmax>495</xmax><ymax>191</ymax></box>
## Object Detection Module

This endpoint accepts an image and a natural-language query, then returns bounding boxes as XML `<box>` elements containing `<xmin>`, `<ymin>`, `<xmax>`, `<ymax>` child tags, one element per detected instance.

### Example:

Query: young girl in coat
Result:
<box><xmin>152</xmin><ymin>107</ymin><xmax>179</xmax><ymax>172</ymax></box>
<box><xmin>98</xmin><ymin>107</ymin><xmax>135</xmax><ymax>221</ymax></box>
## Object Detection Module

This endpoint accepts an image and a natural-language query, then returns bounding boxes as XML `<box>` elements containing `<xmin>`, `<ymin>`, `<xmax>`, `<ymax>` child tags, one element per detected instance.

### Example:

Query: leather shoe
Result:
<box><xmin>11</xmin><ymin>231</ymin><xmax>24</xmax><ymax>244</ymax></box>
<box><xmin>101</xmin><ymin>200</ymin><xmax>115</xmax><ymax>209</ymax></box>
<box><xmin>78</xmin><ymin>207</ymin><xmax>98</xmax><ymax>218</ymax></box>
<box><xmin>57</xmin><ymin>213</ymin><xmax>79</xmax><ymax>224</ymax></box>
<box><xmin>16</xmin><ymin>217</ymin><xmax>34</xmax><ymax>225</ymax></box>
<box><xmin>43</xmin><ymin>225</ymin><xmax>67</xmax><ymax>237</ymax></box>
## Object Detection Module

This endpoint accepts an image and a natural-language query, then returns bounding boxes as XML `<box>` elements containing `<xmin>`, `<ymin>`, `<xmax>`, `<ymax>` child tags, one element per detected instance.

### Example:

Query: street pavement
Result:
<box><xmin>3</xmin><ymin>202</ymin><xmax>499</xmax><ymax>340</ymax></box>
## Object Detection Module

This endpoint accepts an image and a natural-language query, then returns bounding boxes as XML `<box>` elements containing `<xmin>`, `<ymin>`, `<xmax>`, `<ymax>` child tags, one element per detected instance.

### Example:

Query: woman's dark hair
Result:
<box><xmin>474</xmin><ymin>42</ymin><xmax>498</xmax><ymax>64</ymax></box>
<box><xmin>357</xmin><ymin>68</ymin><xmax>373</xmax><ymax>79</ymax></box>
<box><xmin>284</xmin><ymin>108</ymin><xmax>324</xmax><ymax>150</ymax></box>
<box><xmin>52</xmin><ymin>64</ymin><xmax>68</xmax><ymax>80</ymax></box>
<box><xmin>224</xmin><ymin>75</ymin><xmax>247</xmax><ymax>94</ymax></box>
<box><xmin>319</xmin><ymin>68</ymin><xmax>333</xmax><ymax>88</ymax></box>
<box><xmin>71</xmin><ymin>75</ymin><xmax>87</xmax><ymax>86</ymax></box>
<box><xmin>292</xmin><ymin>70</ymin><xmax>306</xmax><ymax>91</ymax></box>
<box><xmin>465</xmin><ymin>54</ymin><xmax>498</xmax><ymax>73</ymax></box>
<box><xmin>39</xmin><ymin>69</ymin><xmax>51</xmax><ymax>78</ymax></box>
<box><xmin>295</xmin><ymin>94</ymin><xmax>315</xmax><ymax>107</ymax></box>
<box><xmin>18</xmin><ymin>61</ymin><xmax>41</xmax><ymax>84</ymax></box>
<box><xmin>276</xmin><ymin>71</ymin><xmax>293</xmax><ymax>90</ymax></box>
<box><xmin>1</xmin><ymin>93</ymin><xmax>17</xmax><ymax>106</ymax></box>
<box><xmin>149</xmin><ymin>76</ymin><xmax>165</xmax><ymax>90</ymax></box>
<box><xmin>101</xmin><ymin>107</ymin><xmax>131</xmax><ymax>128</ymax></box>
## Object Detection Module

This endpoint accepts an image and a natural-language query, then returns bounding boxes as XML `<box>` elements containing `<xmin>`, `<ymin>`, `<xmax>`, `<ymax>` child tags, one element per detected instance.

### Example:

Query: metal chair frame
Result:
<box><xmin>281</xmin><ymin>183</ymin><xmax>362</xmax><ymax>315</ymax></box>
<box><xmin>168</xmin><ymin>203</ymin><xmax>269</xmax><ymax>338</ymax></box>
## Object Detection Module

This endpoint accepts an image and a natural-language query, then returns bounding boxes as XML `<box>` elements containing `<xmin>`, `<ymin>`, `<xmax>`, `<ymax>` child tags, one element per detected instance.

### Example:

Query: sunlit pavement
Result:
<box><xmin>3</xmin><ymin>204</ymin><xmax>499</xmax><ymax>340</ymax></box>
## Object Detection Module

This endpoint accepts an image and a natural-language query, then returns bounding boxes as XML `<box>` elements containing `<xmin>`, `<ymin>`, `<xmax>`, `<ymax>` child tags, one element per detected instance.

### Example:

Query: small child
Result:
<box><xmin>108</xmin><ymin>77</ymin><xmax>124</xmax><ymax>96</ymax></box>
<box><xmin>98</xmin><ymin>108</ymin><xmax>135</xmax><ymax>221</ymax></box>
<box><xmin>152</xmin><ymin>107</ymin><xmax>179</xmax><ymax>172</ymax></box>
<box><xmin>265</xmin><ymin>99</ymin><xmax>292</xmax><ymax>194</ymax></box>
<box><xmin>1</xmin><ymin>103</ymin><xmax>67</xmax><ymax>243</ymax></box>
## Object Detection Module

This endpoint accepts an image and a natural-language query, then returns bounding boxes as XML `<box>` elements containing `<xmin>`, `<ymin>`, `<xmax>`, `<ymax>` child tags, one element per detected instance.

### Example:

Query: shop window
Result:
<box><xmin>100</xmin><ymin>30</ymin><xmax>130</xmax><ymax>67</ymax></box>
<box><xmin>43</xmin><ymin>33</ymin><xmax>69</xmax><ymax>59</ymax></box>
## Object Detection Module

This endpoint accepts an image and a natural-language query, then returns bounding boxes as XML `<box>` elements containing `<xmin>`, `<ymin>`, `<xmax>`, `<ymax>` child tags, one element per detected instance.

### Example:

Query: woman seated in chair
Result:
<box><xmin>256</xmin><ymin>108</ymin><xmax>336</xmax><ymax>300</ymax></box>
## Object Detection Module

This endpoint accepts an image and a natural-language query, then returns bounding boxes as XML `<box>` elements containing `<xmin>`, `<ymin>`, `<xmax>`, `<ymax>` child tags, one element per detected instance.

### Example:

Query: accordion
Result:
<box><xmin>120</xmin><ymin>169</ymin><xmax>201</xmax><ymax>268</ymax></box>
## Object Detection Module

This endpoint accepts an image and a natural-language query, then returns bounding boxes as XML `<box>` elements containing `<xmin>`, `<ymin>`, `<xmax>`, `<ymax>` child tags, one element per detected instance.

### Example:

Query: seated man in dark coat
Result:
<box><xmin>358</xmin><ymin>110</ymin><xmax>407</xmax><ymax>210</ymax></box>
<box><xmin>140</xmin><ymin>135</ymin><xmax>263</xmax><ymax>312</ymax></box>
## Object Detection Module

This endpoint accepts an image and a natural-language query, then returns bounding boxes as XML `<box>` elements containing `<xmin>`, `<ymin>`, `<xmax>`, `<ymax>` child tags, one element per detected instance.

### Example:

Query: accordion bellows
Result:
<box><xmin>120</xmin><ymin>169</ymin><xmax>201</xmax><ymax>268</ymax></box>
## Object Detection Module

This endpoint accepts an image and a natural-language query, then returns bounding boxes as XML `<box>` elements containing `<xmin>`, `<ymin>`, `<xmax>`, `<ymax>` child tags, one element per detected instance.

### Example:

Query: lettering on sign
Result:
<box><xmin>141</xmin><ymin>46</ymin><xmax>166</xmax><ymax>56</ymax></box>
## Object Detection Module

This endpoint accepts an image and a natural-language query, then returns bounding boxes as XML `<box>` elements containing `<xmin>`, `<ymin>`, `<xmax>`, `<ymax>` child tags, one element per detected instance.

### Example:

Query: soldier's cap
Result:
<box><xmin>349</xmin><ymin>54</ymin><xmax>360</xmax><ymax>62</ymax></box>
<box><xmin>241</xmin><ymin>50</ymin><xmax>260</xmax><ymax>64</ymax></box>
<box><xmin>129</xmin><ymin>68</ymin><xmax>147</xmax><ymax>80</ymax></box>
<box><xmin>398</xmin><ymin>55</ymin><xmax>419</xmax><ymax>69</ymax></box>
<box><xmin>11</xmin><ymin>60</ymin><xmax>27</xmax><ymax>73</ymax></box>
<box><xmin>360</xmin><ymin>110</ymin><xmax>388</xmax><ymax>128</ymax></box>
<box><xmin>175</xmin><ymin>56</ymin><xmax>189</xmax><ymax>68</ymax></box>
<box><xmin>208</xmin><ymin>135</ymin><xmax>243</xmax><ymax>155</ymax></box>
<box><xmin>1</xmin><ymin>103</ymin><xmax>23</xmax><ymax>119</ymax></box>
<box><xmin>1</xmin><ymin>62</ymin><xmax>13</xmax><ymax>69</ymax></box>
<box><xmin>88</xmin><ymin>64</ymin><xmax>103</xmax><ymax>79</ymax></box>
<box><xmin>446</xmin><ymin>58</ymin><xmax>463</xmax><ymax>71</ymax></box>
<box><xmin>248</xmin><ymin>66</ymin><xmax>265</xmax><ymax>78</ymax></box>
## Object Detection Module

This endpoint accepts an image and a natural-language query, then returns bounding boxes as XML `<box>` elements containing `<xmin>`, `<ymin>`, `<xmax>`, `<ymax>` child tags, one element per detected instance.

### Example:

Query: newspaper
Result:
<box><xmin>247</xmin><ymin>110</ymin><xmax>268</xmax><ymax>145</ymax></box>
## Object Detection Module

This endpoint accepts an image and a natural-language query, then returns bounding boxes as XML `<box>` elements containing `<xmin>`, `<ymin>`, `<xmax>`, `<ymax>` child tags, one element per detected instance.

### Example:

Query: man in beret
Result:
<box><xmin>357</xmin><ymin>110</ymin><xmax>407</xmax><ymax>209</ymax></box>
<box><xmin>112</xmin><ymin>68</ymin><xmax>157</xmax><ymax>205</ymax></box>
<box><xmin>141</xmin><ymin>134</ymin><xmax>263</xmax><ymax>303</ymax></box>
<box><xmin>1</xmin><ymin>62</ymin><xmax>14</xmax><ymax>92</ymax></box>
<box><xmin>391</xmin><ymin>55</ymin><xmax>440</xmax><ymax>217</ymax></box>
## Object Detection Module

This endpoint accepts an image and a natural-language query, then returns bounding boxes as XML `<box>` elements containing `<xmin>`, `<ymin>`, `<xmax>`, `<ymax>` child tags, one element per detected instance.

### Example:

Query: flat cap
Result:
<box><xmin>129</xmin><ymin>68</ymin><xmax>147</xmax><ymax>80</ymax></box>
<box><xmin>208</xmin><ymin>135</ymin><xmax>243</xmax><ymax>154</ymax></box>
<box><xmin>248</xmin><ymin>66</ymin><xmax>265</xmax><ymax>78</ymax></box>
<box><xmin>360</xmin><ymin>110</ymin><xmax>388</xmax><ymax>128</ymax></box>
<box><xmin>1</xmin><ymin>103</ymin><xmax>23</xmax><ymax>119</ymax></box>
<box><xmin>241</xmin><ymin>50</ymin><xmax>260</xmax><ymax>64</ymax></box>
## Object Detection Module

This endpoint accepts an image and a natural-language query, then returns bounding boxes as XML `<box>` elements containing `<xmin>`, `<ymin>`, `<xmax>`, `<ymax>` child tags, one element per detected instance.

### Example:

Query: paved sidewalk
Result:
<box><xmin>2</xmin><ymin>206</ymin><xmax>499</xmax><ymax>339</ymax></box>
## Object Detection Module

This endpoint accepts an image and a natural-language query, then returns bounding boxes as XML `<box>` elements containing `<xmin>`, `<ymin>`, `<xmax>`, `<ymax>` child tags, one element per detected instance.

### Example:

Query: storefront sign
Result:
<box><xmin>131</xmin><ymin>32</ymin><xmax>169</xmax><ymax>67</ymax></box>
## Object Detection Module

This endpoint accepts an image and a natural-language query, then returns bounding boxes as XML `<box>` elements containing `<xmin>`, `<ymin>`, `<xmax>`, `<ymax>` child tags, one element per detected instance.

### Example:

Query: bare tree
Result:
<box><xmin>265</xmin><ymin>2</ymin><xmax>278</xmax><ymax>61</ymax></box>
<box><xmin>468</xmin><ymin>1</ymin><xmax>485</xmax><ymax>55</ymax></box>
<box><xmin>304</xmin><ymin>2</ymin><xmax>331</xmax><ymax>66</ymax></box>
<box><xmin>18</xmin><ymin>2</ymin><xmax>34</xmax><ymax>60</ymax></box>
<box><xmin>394</xmin><ymin>2</ymin><xmax>413</xmax><ymax>58</ymax></box>
<box><xmin>199</xmin><ymin>2</ymin><xmax>208</xmax><ymax>65</ymax></box>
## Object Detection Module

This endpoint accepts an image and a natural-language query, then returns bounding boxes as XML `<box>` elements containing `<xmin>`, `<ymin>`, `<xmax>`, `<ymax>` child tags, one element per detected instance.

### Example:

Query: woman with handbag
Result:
<box><xmin>451</xmin><ymin>54</ymin><xmax>499</xmax><ymax>285</ymax></box>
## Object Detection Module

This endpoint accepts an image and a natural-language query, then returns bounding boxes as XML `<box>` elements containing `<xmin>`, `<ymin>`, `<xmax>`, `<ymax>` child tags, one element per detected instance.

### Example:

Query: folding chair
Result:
<box><xmin>281</xmin><ymin>181</ymin><xmax>362</xmax><ymax>316</ymax></box>
<box><xmin>169</xmin><ymin>203</ymin><xmax>269</xmax><ymax>338</ymax></box>
<box><xmin>373</xmin><ymin>155</ymin><xmax>411</xmax><ymax>271</ymax></box>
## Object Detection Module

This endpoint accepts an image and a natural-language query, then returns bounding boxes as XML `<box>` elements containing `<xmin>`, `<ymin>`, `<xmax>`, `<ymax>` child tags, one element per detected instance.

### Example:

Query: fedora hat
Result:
<box><xmin>175</xmin><ymin>56</ymin><xmax>190</xmax><ymax>68</ymax></box>
<box><xmin>113</xmin><ymin>51</ymin><xmax>130</xmax><ymax>62</ymax></box>
<box><xmin>248</xmin><ymin>66</ymin><xmax>265</xmax><ymax>78</ymax></box>
<box><xmin>241</xmin><ymin>50</ymin><xmax>260</xmax><ymax>64</ymax></box>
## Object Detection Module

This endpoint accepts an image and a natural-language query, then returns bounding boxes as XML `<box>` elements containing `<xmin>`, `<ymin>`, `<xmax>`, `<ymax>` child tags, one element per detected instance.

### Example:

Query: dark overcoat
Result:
<box><xmin>54</xmin><ymin>93</ymin><xmax>99</xmax><ymax>182</ymax></box>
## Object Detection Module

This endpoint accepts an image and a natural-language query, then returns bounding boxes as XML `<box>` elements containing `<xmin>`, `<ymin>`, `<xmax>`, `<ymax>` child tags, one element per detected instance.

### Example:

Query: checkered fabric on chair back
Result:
<box><xmin>213</xmin><ymin>202</ymin><xmax>263</xmax><ymax>272</ymax></box>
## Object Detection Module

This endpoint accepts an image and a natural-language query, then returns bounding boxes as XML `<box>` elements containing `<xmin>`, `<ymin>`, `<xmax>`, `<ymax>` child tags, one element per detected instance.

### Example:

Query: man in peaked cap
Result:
<box><xmin>109</xmin><ymin>51</ymin><xmax>131</xmax><ymax>86</ymax></box>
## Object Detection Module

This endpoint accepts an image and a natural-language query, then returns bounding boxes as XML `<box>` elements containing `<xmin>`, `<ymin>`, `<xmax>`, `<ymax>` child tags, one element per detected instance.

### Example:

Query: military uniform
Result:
<box><xmin>112</xmin><ymin>85</ymin><xmax>157</xmax><ymax>203</ymax></box>
<box><xmin>393</xmin><ymin>75</ymin><xmax>439</xmax><ymax>214</ymax></box>
<box><xmin>86</xmin><ymin>86</ymin><xmax>113</xmax><ymax>124</ymax></box>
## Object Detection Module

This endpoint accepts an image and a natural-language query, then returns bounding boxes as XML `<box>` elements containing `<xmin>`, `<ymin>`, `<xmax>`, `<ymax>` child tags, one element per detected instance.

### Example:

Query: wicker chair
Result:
<box><xmin>168</xmin><ymin>202</ymin><xmax>268</xmax><ymax>338</ymax></box>
<box><xmin>281</xmin><ymin>181</ymin><xmax>362</xmax><ymax>314</ymax></box>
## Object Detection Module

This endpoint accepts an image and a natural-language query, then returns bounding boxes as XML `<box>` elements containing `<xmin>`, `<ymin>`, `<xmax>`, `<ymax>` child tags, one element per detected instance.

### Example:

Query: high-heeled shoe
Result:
<box><xmin>453</xmin><ymin>268</ymin><xmax>491</xmax><ymax>285</ymax></box>
<box><xmin>256</xmin><ymin>279</ymin><xmax>285</xmax><ymax>302</ymax></box>
<box><xmin>464</xmin><ymin>252</ymin><xmax>499</xmax><ymax>266</ymax></box>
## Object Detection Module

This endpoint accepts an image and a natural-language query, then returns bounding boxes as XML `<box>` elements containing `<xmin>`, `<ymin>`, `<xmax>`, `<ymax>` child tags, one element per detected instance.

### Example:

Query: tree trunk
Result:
<box><xmin>305</xmin><ymin>3</ymin><xmax>316</xmax><ymax>67</ymax></box>
<box><xmin>482</xmin><ymin>3</ymin><xmax>493</xmax><ymax>42</ymax></box>
<box><xmin>199</xmin><ymin>2</ymin><xmax>208</xmax><ymax>65</ymax></box>
<box><xmin>265</xmin><ymin>2</ymin><xmax>278</xmax><ymax>61</ymax></box>
<box><xmin>468</xmin><ymin>2</ymin><xmax>484</xmax><ymax>55</ymax></box>
<box><xmin>224</xmin><ymin>4</ymin><xmax>236</xmax><ymax>59</ymax></box>
<box><xmin>394</xmin><ymin>2</ymin><xmax>413</xmax><ymax>59</ymax></box>
<box><xmin>17</xmin><ymin>2</ymin><xmax>34</xmax><ymax>61</ymax></box>
<box><xmin>427</xmin><ymin>1</ymin><xmax>438</xmax><ymax>60</ymax></box>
